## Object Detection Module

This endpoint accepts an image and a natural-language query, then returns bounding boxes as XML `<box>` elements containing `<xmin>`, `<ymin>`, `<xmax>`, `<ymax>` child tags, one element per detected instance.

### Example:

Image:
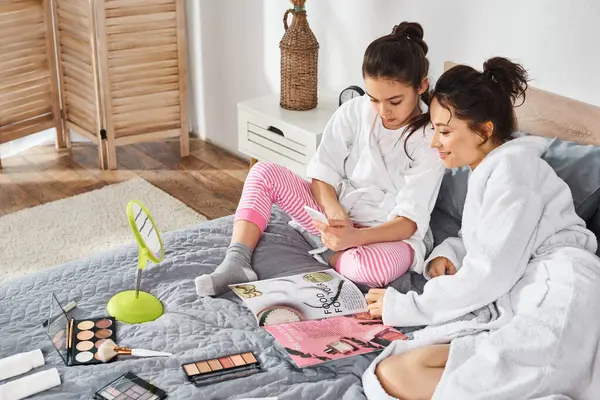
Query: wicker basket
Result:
<box><xmin>279</xmin><ymin>0</ymin><xmax>319</xmax><ymax>110</ymax></box>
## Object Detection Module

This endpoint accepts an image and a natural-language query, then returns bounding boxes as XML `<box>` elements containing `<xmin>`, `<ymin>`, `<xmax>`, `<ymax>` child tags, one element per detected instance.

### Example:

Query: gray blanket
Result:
<box><xmin>0</xmin><ymin>209</ymin><xmax>426</xmax><ymax>400</ymax></box>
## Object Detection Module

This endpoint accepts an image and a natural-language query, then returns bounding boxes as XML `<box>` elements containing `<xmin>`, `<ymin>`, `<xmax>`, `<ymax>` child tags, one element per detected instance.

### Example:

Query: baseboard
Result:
<box><xmin>0</xmin><ymin>129</ymin><xmax>90</xmax><ymax>158</ymax></box>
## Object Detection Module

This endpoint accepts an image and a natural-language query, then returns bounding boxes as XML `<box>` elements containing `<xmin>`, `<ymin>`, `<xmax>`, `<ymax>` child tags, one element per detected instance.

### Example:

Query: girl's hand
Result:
<box><xmin>323</xmin><ymin>206</ymin><xmax>353</xmax><ymax>228</ymax></box>
<box><xmin>366</xmin><ymin>288</ymin><xmax>386</xmax><ymax>318</ymax></box>
<box><xmin>428</xmin><ymin>257</ymin><xmax>457</xmax><ymax>278</ymax></box>
<box><xmin>313</xmin><ymin>220</ymin><xmax>360</xmax><ymax>251</ymax></box>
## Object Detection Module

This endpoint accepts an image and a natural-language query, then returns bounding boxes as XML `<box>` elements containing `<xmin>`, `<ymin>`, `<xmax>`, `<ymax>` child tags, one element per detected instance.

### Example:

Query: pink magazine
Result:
<box><xmin>229</xmin><ymin>269</ymin><xmax>408</xmax><ymax>367</ymax></box>
<box><xmin>265</xmin><ymin>313</ymin><xmax>407</xmax><ymax>368</ymax></box>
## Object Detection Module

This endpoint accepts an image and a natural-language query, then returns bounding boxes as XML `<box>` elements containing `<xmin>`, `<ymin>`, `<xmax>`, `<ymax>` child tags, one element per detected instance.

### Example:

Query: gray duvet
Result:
<box><xmin>0</xmin><ymin>209</ymin><xmax>427</xmax><ymax>400</ymax></box>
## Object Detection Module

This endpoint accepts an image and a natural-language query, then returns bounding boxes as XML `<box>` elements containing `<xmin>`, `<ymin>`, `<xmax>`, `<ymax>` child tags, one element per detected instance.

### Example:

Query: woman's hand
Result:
<box><xmin>428</xmin><ymin>256</ymin><xmax>457</xmax><ymax>278</ymax></box>
<box><xmin>366</xmin><ymin>288</ymin><xmax>386</xmax><ymax>318</ymax></box>
<box><xmin>313</xmin><ymin>219</ymin><xmax>360</xmax><ymax>251</ymax></box>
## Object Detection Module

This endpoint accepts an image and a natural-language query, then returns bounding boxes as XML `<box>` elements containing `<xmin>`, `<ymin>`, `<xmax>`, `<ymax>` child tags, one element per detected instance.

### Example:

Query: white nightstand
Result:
<box><xmin>237</xmin><ymin>94</ymin><xmax>338</xmax><ymax>177</ymax></box>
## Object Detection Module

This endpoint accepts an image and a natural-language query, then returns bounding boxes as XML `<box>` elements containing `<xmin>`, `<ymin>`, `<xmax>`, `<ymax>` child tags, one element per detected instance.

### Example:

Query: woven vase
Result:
<box><xmin>279</xmin><ymin>1</ymin><xmax>319</xmax><ymax>110</ymax></box>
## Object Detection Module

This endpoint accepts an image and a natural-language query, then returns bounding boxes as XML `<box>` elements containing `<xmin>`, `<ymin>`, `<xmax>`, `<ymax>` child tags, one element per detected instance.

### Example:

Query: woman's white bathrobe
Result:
<box><xmin>306</xmin><ymin>96</ymin><xmax>445</xmax><ymax>273</ymax></box>
<box><xmin>363</xmin><ymin>136</ymin><xmax>600</xmax><ymax>399</ymax></box>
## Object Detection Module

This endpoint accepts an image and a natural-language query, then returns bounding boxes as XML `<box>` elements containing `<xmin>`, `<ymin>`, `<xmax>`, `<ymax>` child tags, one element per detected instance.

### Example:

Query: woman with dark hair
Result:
<box><xmin>195</xmin><ymin>22</ymin><xmax>444</xmax><ymax>297</ymax></box>
<box><xmin>364</xmin><ymin>57</ymin><xmax>600</xmax><ymax>399</ymax></box>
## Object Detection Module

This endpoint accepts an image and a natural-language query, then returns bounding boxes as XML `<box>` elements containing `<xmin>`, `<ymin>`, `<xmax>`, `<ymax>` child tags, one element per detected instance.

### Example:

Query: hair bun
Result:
<box><xmin>391</xmin><ymin>22</ymin><xmax>428</xmax><ymax>55</ymax></box>
<box><xmin>482</xmin><ymin>57</ymin><xmax>529</xmax><ymax>106</ymax></box>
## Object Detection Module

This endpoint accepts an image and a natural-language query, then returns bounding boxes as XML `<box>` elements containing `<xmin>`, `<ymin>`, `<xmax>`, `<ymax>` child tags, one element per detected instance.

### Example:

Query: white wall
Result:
<box><xmin>192</xmin><ymin>0</ymin><xmax>272</xmax><ymax>155</ymax></box>
<box><xmin>192</xmin><ymin>0</ymin><xmax>600</xmax><ymax>155</ymax></box>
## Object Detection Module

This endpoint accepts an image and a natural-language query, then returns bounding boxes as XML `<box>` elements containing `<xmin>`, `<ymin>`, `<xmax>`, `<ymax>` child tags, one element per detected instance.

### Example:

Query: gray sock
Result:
<box><xmin>195</xmin><ymin>242</ymin><xmax>257</xmax><ymax>297</ymax></box>
<box><xmin>289</xmin><ymin>221</ymin><xmax>336</xmax><ymax>266</ymax></box>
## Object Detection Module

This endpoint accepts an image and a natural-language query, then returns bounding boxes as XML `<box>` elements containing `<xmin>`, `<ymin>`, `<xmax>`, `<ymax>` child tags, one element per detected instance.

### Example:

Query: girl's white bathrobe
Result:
<box><xmin>306</xmin><ymin>96</ymin><xmax>445</xmax><ymax>273</ymax></box>
<box><xmin>363</xmin><ymin>136</ymin><xmax>600</xmax><ymax>399</ymax></box>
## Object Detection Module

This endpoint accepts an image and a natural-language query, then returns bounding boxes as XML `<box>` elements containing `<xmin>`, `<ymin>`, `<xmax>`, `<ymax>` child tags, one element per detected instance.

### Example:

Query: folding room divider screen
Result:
<box><xmin>0</xmin><ymin>0</ymin><xmax>189</xmax><ymax>169</ymax></box>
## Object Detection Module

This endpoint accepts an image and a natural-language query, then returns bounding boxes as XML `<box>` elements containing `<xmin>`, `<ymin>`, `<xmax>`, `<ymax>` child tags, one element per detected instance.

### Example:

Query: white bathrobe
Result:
<box><xmin>363</xmin><ymin>136</ymin><xmax>600</xmax><ymax>399</ymax></box>
<box><xmin>306</xmin><ymin>96</ymin><xmax>444</xmax><ymax>273</ymax></box>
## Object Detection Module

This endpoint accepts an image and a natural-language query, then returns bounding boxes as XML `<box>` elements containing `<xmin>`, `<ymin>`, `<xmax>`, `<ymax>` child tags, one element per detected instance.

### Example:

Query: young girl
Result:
<box><xmin>363</xmin><ymin>58</ymin><xmax>600</xmax><ymax>399</ymax></box>
<box><xmin>195</xmin><ymin>22</ymin><xmax>444</xmax><ymax>297</ymax></box>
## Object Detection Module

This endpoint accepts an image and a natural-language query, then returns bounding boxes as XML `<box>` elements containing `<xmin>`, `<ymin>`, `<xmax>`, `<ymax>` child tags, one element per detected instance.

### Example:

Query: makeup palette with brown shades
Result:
<box><xmin>45</xmin><ymin>293</ymin><xmax>117</xmax><ymax>366</ymax></box>
<box><xmin>181</xmin><ymin>352</ymin><xmax>263</xmax><ymax>386</ymax></box>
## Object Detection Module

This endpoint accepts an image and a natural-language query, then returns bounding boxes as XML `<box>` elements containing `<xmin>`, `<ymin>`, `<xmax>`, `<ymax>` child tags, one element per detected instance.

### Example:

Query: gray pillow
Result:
<box><xmin>542</xmin><ymin>138</ymin><xmax>600</xmax><ymax>221</ymax></box>
<box><xmin>588</xmin><ymin>208</ymin><xmax>600</xmax><ymax>257</ymax></box>
<box><xmin>435</xmin><ymin>167</ymin><xmax>470</xmax><ymax>223</ymax></box>
<box><xmin>435</xmin><ymin>136</ymin><xmax>600</xmax><ymax>223</ymax></box>
<box><xmin>429</xmin><ymin>207</ymin><xmax>462</xmax><ymax>246</ymax></box>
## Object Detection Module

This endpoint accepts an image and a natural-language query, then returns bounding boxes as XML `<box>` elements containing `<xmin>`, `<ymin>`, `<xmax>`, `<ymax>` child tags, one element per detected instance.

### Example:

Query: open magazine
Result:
<box><xmin>229</xmin><ymin>269</ymin><xmax>407</xmax><ymax>367</ymax></box>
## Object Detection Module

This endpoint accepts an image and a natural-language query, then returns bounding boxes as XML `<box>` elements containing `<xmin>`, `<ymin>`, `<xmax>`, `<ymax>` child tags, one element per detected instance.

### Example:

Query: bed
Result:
<box><xmin>1</xmin><ymin>61</ymin><xmax>600</xmax><ymax>400</ymax></box>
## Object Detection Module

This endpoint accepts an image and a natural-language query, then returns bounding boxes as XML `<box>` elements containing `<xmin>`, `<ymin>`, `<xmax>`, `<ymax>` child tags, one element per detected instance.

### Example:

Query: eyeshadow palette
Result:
<box><xmin>324</xmin><ymin>339</ymin><xmax>359</xmax><ymax>355</ymax></box>
<box><xmin>182</xmin><ymin>352</ymin><xmax>262</xmax><ymax>386</ymax></box>
<box><xmin>46</xmin><ymin>293</ymin><xmax>117</xmax><ymax>366</ymax></box>
<box><xmin>371</xmin><ymin>327</ymin><xmax>408</xmax><ymax>347</ymax></box>
<box><xmin>94</xmin><ymin>372</ymin><xmax>166</xmax><ymax>400</ymax></box>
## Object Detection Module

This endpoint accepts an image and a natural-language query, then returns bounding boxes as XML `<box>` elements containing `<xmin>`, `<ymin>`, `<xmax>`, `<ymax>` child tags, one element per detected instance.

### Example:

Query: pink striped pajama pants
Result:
<box><xmin>235</xmin><ymin>162</ymin><xmax>414</xmax><ymax>288</ymax></box>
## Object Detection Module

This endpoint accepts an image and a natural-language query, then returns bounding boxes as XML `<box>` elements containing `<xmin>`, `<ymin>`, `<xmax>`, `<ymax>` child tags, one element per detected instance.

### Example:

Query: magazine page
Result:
<box><xmin>229</xmin><ymin>269</ymin><xmax>368</xmax><ymax>326</ymax></box>
<box><xmin>265</xmin><ymin>312</ymin><xmax>408</xmax><ymax>368</ymax></box>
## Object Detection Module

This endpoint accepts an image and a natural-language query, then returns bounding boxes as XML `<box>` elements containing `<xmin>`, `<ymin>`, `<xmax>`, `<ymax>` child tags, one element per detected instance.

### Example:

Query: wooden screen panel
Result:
<box><xmin>0</xmin><ymin>0</ymin><xmax>62</xmax><ymax>147</ymax></box>
<box><xmin>54</xmin><ymin>0</ymin><xmax>102</xmax><ymax>144</ymax></box>
<box><xmin>97</xmin><ymin>0</ymin><xmax>189</xmax><ymax>168</ymax></box>
<box><xmin>102</xmin><ymin>0</ymin><xmax>181</xmax><ymax>138</ymax></box>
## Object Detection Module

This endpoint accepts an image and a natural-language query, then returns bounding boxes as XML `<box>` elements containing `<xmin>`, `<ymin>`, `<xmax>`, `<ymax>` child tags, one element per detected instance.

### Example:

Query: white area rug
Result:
<box><xmin>0</xmin><ymin>178</ymin><xmax>207</xmax><ymax>281</ymax></box>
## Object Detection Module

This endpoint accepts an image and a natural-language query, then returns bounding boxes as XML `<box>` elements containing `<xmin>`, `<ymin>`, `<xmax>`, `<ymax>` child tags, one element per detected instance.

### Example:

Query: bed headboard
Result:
<box><xmin>444</xmin><ymin>61</ymin><xmax>600</xmax><ymax>146</ymax></box>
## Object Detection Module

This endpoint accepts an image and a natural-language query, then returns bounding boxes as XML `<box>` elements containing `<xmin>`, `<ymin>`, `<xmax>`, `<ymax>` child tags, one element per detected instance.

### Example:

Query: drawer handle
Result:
<box><xmin>267</xmin><ymin>126</ymin><xmax>285</xmax><ymax>137</ymax></box>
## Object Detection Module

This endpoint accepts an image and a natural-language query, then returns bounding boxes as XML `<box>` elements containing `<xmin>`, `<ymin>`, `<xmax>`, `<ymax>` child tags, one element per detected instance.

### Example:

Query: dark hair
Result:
<box><xmin>363</xmin><ymin>22</ymin><xmax>430</xmax><ymax>158</ymax></box>
<box><xmin>362</xmin><ymin>22</ymin><xmax>429</xmax><ymax>91</ymax></box>
<box><xmin>409</xmin><ymin>57</ymin><xmax>529</xmax><ymax>144</ymax></box>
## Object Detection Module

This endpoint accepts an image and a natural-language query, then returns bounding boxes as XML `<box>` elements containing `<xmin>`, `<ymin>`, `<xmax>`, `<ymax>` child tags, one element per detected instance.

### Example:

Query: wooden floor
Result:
<box><xmin>0</xmin><ymin>139</ymin><xmax>249</xmax><ymax>219</ymax></box>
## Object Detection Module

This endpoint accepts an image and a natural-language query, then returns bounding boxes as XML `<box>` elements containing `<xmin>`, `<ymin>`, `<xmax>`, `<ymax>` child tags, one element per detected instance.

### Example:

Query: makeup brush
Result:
<box><xmin>97</xmin><ymin>339</ymin><xmax>173</xmax><ymax>362</ymax></box>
